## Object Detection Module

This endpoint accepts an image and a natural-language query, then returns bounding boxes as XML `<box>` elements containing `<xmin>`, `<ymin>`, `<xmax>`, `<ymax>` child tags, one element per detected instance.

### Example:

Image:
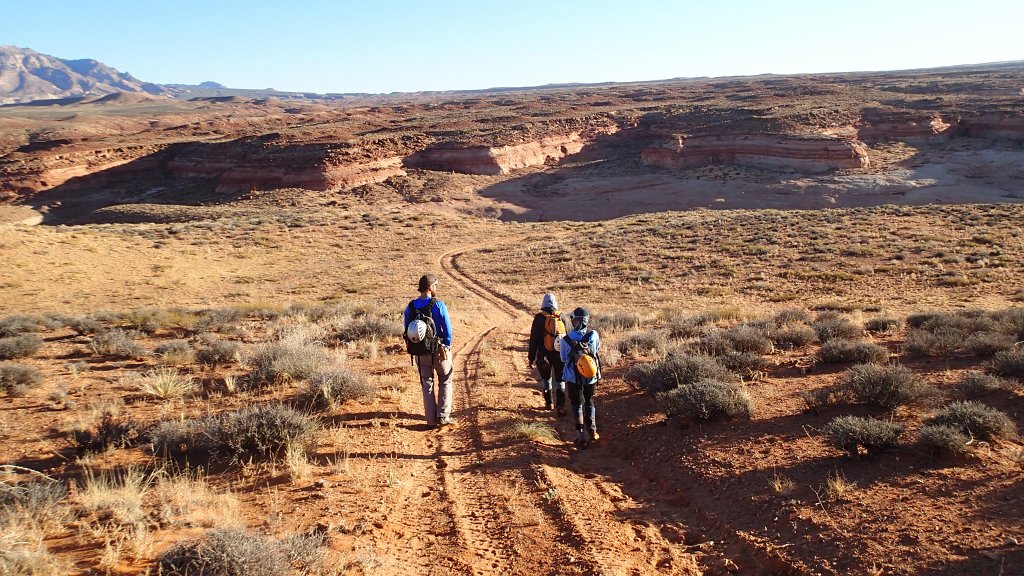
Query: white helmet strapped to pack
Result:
<box><xmin>406</xmin><ymin>319</ymin><xmax>428</xmax><ymax>343</ymax></box>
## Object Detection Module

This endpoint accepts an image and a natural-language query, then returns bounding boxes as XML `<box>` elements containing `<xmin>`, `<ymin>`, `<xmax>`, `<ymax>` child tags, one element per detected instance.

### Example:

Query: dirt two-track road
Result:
<box><xmin>361</xmin><ymin>245</ymin><xmax>807</xmax><ymax>576</ymax></box>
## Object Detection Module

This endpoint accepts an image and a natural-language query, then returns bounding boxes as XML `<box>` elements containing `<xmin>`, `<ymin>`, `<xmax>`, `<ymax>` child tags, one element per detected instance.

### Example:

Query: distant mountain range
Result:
<box><xmin>4</xmin><ymin>45</ymin><xmax>1024</xmax><ymax>107</ymax></box>
<box><xmin>0</xmin><ymin>46</ymin><xmax>361</xmax><ymax>105</ymax></box>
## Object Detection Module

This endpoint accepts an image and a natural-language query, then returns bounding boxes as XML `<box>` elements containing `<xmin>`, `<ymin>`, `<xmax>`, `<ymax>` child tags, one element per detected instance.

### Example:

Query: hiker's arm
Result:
<box><xmin>436</xmin><ymin>301</ymin><xmax>453</xmax><ymax>347</ymax></box>
<box><xmin>527</xmin><ymin>315</ymin><xmax>542</xmax><ymax>364</ymax></box>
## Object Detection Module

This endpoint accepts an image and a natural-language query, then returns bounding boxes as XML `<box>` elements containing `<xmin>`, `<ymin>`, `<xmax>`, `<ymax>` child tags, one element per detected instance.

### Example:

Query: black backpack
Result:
<box><xmin>404</xmin><ymin>298</ymin><xmax>439</xmax><ymax>357</ymax></box>
<box><xmin>566</xmin><ymin>330</ymin><xmax>600</xmax><ymax>381</ymax></box>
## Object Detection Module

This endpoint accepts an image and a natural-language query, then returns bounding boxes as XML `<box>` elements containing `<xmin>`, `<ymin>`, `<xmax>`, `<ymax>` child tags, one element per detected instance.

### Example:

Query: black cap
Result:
<box><xmin>572</xmin><ymin>307</ymin><xmax>590</xmax><ymax>319</ymax></box>
<box><xmin>418</xmin><ymin>274</ymin><xmax>438</xmax><ymax>292</ymax></box>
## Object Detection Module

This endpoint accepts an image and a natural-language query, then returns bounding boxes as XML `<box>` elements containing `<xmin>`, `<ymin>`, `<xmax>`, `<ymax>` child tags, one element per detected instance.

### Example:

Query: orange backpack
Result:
<box><xmin>542</xmin><ymin>311</ymin><xmax>567</xmax><ymax>351</ymax></box>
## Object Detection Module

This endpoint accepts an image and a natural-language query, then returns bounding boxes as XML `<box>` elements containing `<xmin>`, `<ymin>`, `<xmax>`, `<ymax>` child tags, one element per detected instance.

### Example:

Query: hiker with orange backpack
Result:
<box><xmin>527</xmin><ymin>293</ymin><xmax>568</xmax><ymax>415</ymax></box>
<box><xmin>561</xmin><ymin>307</ymin><xmax>602</xmax><ymax>448</ymax></box>
<box><xmin>403</xmin><ymin>274</ymin><xmax>456</xmax><ymax>428</ymax></box>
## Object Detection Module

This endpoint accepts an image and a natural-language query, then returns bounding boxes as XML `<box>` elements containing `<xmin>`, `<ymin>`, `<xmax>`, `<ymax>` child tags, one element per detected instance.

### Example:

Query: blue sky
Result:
<box><xmin>4</xmin><ymin>0</ymin><xmax>1022</xmax><ymax>93</ymax></box>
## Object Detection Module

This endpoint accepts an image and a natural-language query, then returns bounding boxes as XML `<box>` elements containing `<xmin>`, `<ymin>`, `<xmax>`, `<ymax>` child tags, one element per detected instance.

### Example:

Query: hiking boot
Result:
<box><xmin>574</xmin><ymin>431</ymin><xmax>587</xmax><ymax>448</ymax></box>
<box><xmin>544</xmin><ymin>400</ymin><xmax>553</xmax><ymax>410</ymax></box>
<box><xmin>439</xmin><ymin>416</ymin><xmax>457</xmax><ymax>427</ymax></box>
<box><xmin>590</xmin><ymin>430</ymin><xmax>600</xmax><ymax>442</ymax></box>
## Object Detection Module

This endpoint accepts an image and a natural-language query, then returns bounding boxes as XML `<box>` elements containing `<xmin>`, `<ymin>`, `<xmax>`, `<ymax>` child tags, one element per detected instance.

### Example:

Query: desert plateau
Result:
<box><xmin>1</xmin><ymin>60</ymin><xmax>1023</xmax><ymax>576</ymax></box>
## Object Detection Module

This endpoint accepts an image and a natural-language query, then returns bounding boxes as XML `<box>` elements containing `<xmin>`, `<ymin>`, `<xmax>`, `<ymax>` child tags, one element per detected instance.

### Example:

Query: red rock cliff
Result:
<box><xmin>640</xmin><ymin>133</ymin><xmax>870</xmax><ymax>173</ymax></box>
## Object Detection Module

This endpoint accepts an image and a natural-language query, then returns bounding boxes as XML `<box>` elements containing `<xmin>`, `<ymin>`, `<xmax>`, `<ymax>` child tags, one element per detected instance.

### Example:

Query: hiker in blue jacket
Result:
<box><xmin>560</xmin><ymin>307</ymin><xmax>602</xmax><ymax>447</ymax></box>
<box><xmin>403</xmin><ymin>274</ymin><xmax>456</xmax><ymax>428</ymax></box>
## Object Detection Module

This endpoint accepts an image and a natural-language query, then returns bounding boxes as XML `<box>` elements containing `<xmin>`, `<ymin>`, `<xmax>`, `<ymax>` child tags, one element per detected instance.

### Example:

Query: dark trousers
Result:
<box><xmin>536</xmin><ymin>349</ymin><xmax>565</xmax><ymax>408</ymax></box>
<box><xmin>567</xmin><ymin>381</ymin><xmax>596</xmax><ymax>432</ymax></box>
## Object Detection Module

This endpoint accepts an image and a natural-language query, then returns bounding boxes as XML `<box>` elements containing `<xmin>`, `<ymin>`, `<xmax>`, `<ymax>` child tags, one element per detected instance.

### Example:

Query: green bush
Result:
<box><xmin>985</xmin><ymin>348</ymin><xmax>1024</xmax><ymax>380</ymax></box>
<box><xmin>924</xmin><ymin>401</ymin><xmax>1017</xmax><ymax>441</ymax></box>
<box><xmin>90</xmin><ymin>330</ymin><xmax>147</xmax><ymax>359</ymax></box>
<box><xmin>306</xmin><ymin>368</ymin><xmax>374</xmax><ymax>408</ymax></box>
<box><xmin>0</xmin><ymin>363</ymin><xmax>44</xmax><ymax>395</ymax></box>
<box><xmin>822</xmin><ymin>415</ymin><xmax>903</xmax><ymax>456</ymax></box>
<box><xmin>658</xmin><ymin>379</ymin><xmax>753</xmax><ymax>423</ymax></box>
<box><xmin>838</xmin><ymin>364</ymin><xmax>934</xmax><ymax>409</ymax></box>
<box><xmin>816</xmin><ymin>339</ymin><xmax>888</xmax><ymax>365</ymax></box>
<box><xmin>624</xmin><ymin>354</ymin><xmax>736</xmax><ymax>393</ymax></box>
<box><xmin>917</xmin><ymin>424</ymin><xmax>971</xmax><ymax>457</ymax></box>
<box><xmin>156</xmin><ymin>528</ymin><xmax>290</xmax><ymax>576</ymax></box>
<box><xmin>0</xmin><ymin>334</ymin><xmax>43</xmax><ymax>360</ymax></box>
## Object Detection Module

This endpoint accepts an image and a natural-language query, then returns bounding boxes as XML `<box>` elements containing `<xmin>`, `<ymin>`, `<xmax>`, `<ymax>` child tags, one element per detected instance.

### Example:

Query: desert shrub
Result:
<box><xmin>0</xmin><ymin>363</ymin><xmax>44</xmax><ymax>395</ymax></box>
<box><xmin>244</xmin><ymin>339</ymin><xmax>337</xmax><ymax>387</ymax></box>
<box><xmin>816</xmin><ymin>339</ymin><xmax>889</xmax><ymax>365</ymax></box>
<box><xmin>957</xmin><ymin>371</ymin><xmax>1018</xmax><ymax>396</ymax></box>
<box><xmin>658</xmin><ymin>379</ymin><xmax>753</xmax><ymax>422</ymax></box>
<box><xmin>720</xmin><ymin>325</ymin><xmax>773</xmax><ymax>354</ymax></box>
<box><xmin>306</xmin><ymin>368</ymin><xmax>374</xmax><ymax>408</ymax></box>
<box><xmin>0</xmin><ymin>314</ymin><xmax>47</xmax><ymax>337</ymax></box>
<box><xmin>72</xmin><ymin>410</ymin><xmax>145</xmax><ymax>452</ymax></box>
<box><xmin>195</xmin><ymin>335</ymin><xmax>240</xmax><ymax>367</ymax></box>
<box><xmin>772</xmin><ymin>307</ymin><xmax>813</xmax><ymax>326</ymax></box>
<box><xmin>332</xmin><ymin>315</ymin><xmax>399</xmax><ymax>342</ymax></box>
<box><xmin>153</xmin><ymin>405</ymin><xmax>318</xmax><ymax>461</ymax></box>
<box><xmin>156</xmin><ymin>528</ymin><xmax>290</xmax><ymax>576</ymax></box>
<box><xmin>692</xmin><ymin>332</ymin><xmax>733</xmax><ymax>356</ymax></box>
<box><xmin>811</xmin><ymin>316</ymin><xmax>861</xmax><ymax>341</ymax></box>
<box><xmin>599</xmin><ymin>346</ymin><xmax>622</xmax><ymax>367</ymax></box>
<box><xmin>984</xmin><ymin>348</ymin><xmax>1024</xmax><ymax>380</ymax></box>
<box><xmin>0</xmin><ymin>480</ymin><xmax>68</xmax><ymax>524</ymax></box>
<box><xmin>963</xmin><ymin>332</ymin><xmax>1016</xmax><ymax>357</ymax></box>
<box><xmin>838</xmin><ymin>364</ymin><xmax>935</xmax><ymax>409</ymax></box>
<box><xmin>924</xmin><ymin>401</ymin><xmax>1017</xmax><ymax>441</ymax></box>
<box><xmin>991</xmin><ymin>307</ymin><xmax>1024</xmax><ymax>340</ymax></box>
<box><xmin>906</xmin><ymin>312</ymin><xmax>943</xmax><ymax>328</ymax></box>
<box><xmin>800</xmin><ymin>386</ymin><xmax>842</xmax><ymax>412</ymax></box>
<box><xmin>917</xmin><ymin>424</ymin><xmax>971</xmax><ymax>457</ymax></box>
<box><xmin>89</xmin><ymin>330</ymin><xmax>147</xmax><ymax>359</ymax></box>
<box><xmin>666</xmin><ymin>314</ymin><xmax>714</xmax><ymax>339</ymax></box>
<box><xmin>242</xmin><ymin>336</ymin><xmax>335</xmax><ymax>385</ymax></box>
<box><xmin>771</xmin><ymin>323</ymin><xmax>817</xmax><ymax>349</ymax></box>
<box><xmin>905</xmin><ymin>328</ymin><xmax>963</xmax><ymax>357</ymax></box>
<box><xmin>822</xmin><ymin>415</ymin><xmax>903</xmax><ymax>456</ymax></box>
<box><xmin>215</xmin><ymin>405</ymin><xmax>318</xmax><ymax>460</ymax></box>
<box><xmin>0</xmin><ymin>334</ymin><xmax>42</xmax><ymax>360</ymax></box>
<box><xmin>155</xmin><ymin>340</ymin><xmax>195</xmax><ymax>366</ymax></box>
<box><xmin>120</xmin><ymin>308</ymin><xmax>167</xmax><ymax>334</ymax></box>
<box><xmin>617</xmin><ymin>330</ymin><xmax>670</xmax><ymax>358</ymax></box>
<box><xmin>591</xmin><ymin>311</ymin><xmax>642</xmax><ymax>332</ymax></box>
<box><xmin>63</xmin><ymin>315</ymin><xmax>103</xmax><ymax>336</ymax></box>
<box><xmin>865</xmin><ymin>315</ymin><xmax>901</xmax><ymax>334</ymax></box>
<box><xmin>718</xmin><ymin>351</ymin><xmax>770</xmax><ymax>374</ymax></box>
<box><xmin>135</xmin><ymin>367</ymin><xmax>198</xmax><ymax>400</ymax></box>
<box><xmin>624</xmin><ymin>354</ymin><xmax>736</xmax><ymax>393</ymax></box>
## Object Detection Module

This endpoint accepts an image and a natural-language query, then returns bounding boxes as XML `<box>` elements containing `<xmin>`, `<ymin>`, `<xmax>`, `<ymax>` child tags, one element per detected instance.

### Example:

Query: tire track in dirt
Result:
<box><xmin>438</xmin><ymin>243</ymin><xmax>813</xmax><ymax>576</ymax></box>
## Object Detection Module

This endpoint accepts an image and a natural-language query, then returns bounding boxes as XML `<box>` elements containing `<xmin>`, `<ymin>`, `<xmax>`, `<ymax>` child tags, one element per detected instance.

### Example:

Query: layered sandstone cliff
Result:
<box><xmin>958</xmin><ymin>112</ymin><xmax>1024</xmax><ymax>141</ymax></box>
<box><xmin>640</xmin><ymin>133</ymin><xmax>870</xmax><ymax>173</ymax></box>
<box><xmin>405</xmin><ymin>127</ymin><xmax>619</xmax><ymax>175</ymax></box>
